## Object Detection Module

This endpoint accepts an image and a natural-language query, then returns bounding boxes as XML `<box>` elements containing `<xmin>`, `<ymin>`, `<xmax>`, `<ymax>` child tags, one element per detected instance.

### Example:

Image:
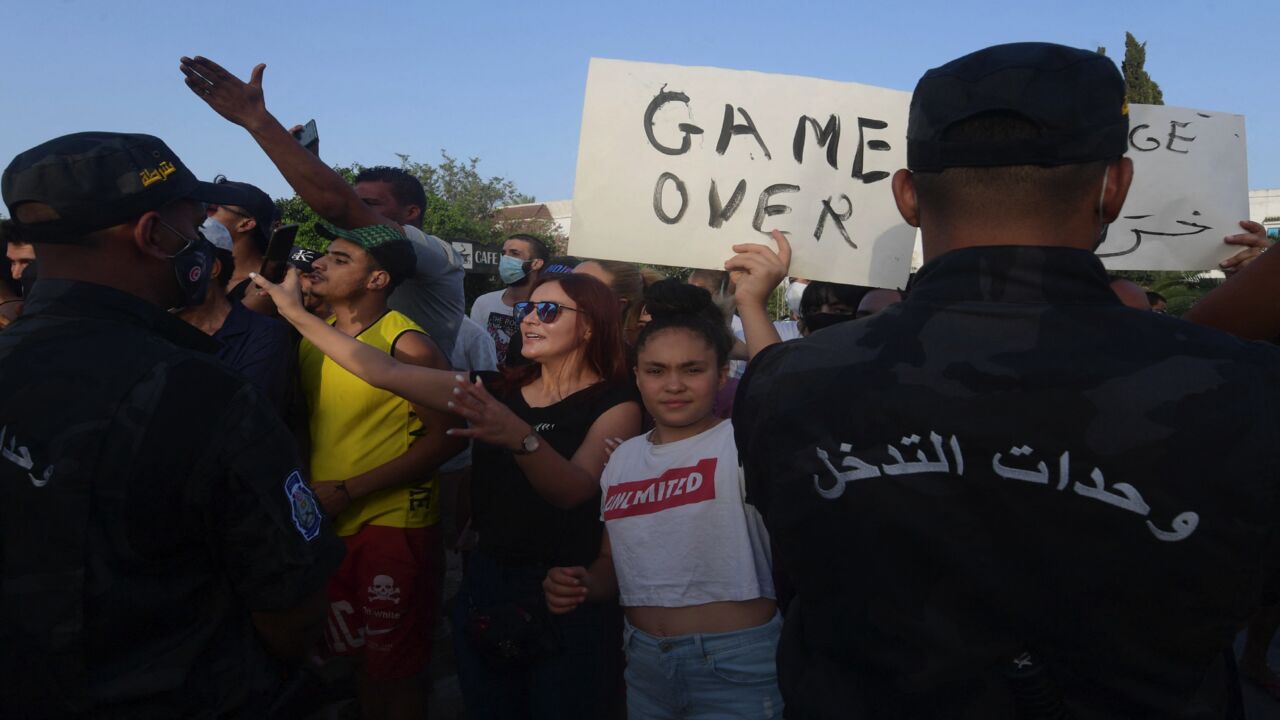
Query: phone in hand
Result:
<box><xmin>292</xmin><ymin>119</ymin><xmax>319</xmax><ymax>150</ymax></box>
<box><xmin>260</xmin><ymin>224</ymin><xmax>299</xmax><ymax>283</ymax></box>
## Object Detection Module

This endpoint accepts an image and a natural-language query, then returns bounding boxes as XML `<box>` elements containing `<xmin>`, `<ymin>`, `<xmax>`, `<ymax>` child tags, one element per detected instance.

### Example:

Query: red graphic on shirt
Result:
<box><xmin>603</xmin><ymin>458</ymin><xmax>717</xmax><ymax>520</ymax></box>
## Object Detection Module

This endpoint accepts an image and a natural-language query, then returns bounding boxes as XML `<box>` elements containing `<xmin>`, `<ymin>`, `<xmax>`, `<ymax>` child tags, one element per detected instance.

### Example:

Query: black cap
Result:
<box><xmin>210</xmin><ymin>177</ymin><xmax>277</xmax><ymax>249</ymax></box>
<box><xmin>907</xmin><ymin>42</ymin><xmax>1129</xmax><ymax>172</ymax></box>
<box><xmin>2</xmin><ymin>132</ymin><xmax>232</xmax><ymax>242</ymax></box>
<box><xmin>288</xmin><ymin>245</ymin><xmax>321</xmax><ymax>273</ymax></box>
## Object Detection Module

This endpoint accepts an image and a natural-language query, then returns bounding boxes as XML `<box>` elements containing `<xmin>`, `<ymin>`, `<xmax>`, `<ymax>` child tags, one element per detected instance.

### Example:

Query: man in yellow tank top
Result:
<box><xmin>298</xmin><ymin>222</ymin><xmax>464</xmax><ymax>720</ymax></box>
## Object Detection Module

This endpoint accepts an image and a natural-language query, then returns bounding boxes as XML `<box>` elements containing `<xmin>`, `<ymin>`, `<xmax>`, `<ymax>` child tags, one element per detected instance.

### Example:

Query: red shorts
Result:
<box><xmin>325</xmin><ymin>525</ymin><xmax>440</xmax><ymax>679</ymax></box>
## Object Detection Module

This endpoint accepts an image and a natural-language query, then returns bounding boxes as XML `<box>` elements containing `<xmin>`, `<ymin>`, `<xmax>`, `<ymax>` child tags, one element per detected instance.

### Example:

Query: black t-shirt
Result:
<box><xmin>0</xmin><ymin>280</ymin><xmax>344</xmax><ymax>718</ymax></box>
<box><xmin>471</xmin><ymin>373</ymin><xmax>638</xmax><ymax>567</ymax></box>
<box><xmin>735</xmin><ymin>246</ymin><xmax>1280</xmax><ymax>719</ymax></box>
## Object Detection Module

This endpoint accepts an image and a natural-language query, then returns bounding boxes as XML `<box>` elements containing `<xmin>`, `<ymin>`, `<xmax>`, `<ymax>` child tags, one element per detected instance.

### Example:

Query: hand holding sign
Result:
<box><xmin>727</xmin><ymin>230</ymin><xmax>791</xmax><ymax>360</ymax></box>
<box><xmin>726</xmin><ymin>229</ymin><xmax>792</xmax><ymax>311</ymax></box>
<box><xmin>1219</xmin><ymin>220</ymin><xmax>1270</xmax><ymax>275</ymax></box>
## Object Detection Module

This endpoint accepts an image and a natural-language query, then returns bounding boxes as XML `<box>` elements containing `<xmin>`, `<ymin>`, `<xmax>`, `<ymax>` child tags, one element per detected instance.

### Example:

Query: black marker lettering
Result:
<box><xmin>1128</xmin><ymin>124</ymin><xmax>1160</xmax><ymax>151</ymax></box>
<box><xmin>717</xmin><ymin>105</ymin><xmax>772</xmax><ymax>159</ymax></box>
<box><xmin>752</xmin><ymin>183</ymin><xmax>799</xmax><ymax>233</ymax></box>
<box><xmin>815</xmin><ymin>194</ymin><xmax>855</xmax><ymax>248</ymax></box>
<box><xmin>653</xmin><ymin>172</ymin><xmax>688</xmax><ymax>225</ymax></box>
<box><xmin>643</xmin><ymin>86</ymin><xmax>704</xmax><ymax>156</ymax></box>
<box><xmin>1166</xmin><ymin>120</ymin><xmax>1195</xmax><ymax>154</ymax></box>
<box><xmin>793</xmin><ymin>115</ymin><xmax>841</xmax><ymax>169</ymax></box>
<box><xmin>708</xmin><ymin>179</ymin><xmax>748</xmax><ymax>228</ymax></box>
<box><xmin>851</xmin><ymin>117</ymin><xmax>890</xmax><ymax>183</ymax></box>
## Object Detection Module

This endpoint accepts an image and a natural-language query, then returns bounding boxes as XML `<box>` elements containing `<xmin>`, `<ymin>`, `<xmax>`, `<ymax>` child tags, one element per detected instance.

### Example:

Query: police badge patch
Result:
<box><xmin>285</xmin><ymin>470</ymin><xmax>322</xmax><ymax>541</ymax></box>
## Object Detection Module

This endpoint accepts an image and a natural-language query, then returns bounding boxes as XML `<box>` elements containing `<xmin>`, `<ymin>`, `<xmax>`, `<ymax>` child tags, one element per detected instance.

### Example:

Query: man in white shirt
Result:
<box><xmin>468</xmin><ymin>234</ymin><xmax>548</xmax><ymax>364</ymax></box>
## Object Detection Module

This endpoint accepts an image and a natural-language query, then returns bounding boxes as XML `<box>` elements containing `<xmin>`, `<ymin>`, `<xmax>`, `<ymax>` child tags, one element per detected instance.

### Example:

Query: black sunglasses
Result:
<box><xmin>211</xmin><ymin>203</ymin><xmax>253</xmax><ymax>219</ymax></box>
<box><xmin>514</xmin><ymin>301</ymin><xmax>580</xmax><ymax>324</ymax></box>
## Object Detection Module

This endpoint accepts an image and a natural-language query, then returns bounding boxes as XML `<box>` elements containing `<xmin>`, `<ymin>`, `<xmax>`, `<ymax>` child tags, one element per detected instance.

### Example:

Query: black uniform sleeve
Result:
<box><xmin>732</xmin><ymin>341</ymin><xmax>793</xmax><ymax>518</ymax></box>
<box><xmin>207</xmin><ymin>384</ymin><xmax>345</xmax><ymax>611</ymax></box>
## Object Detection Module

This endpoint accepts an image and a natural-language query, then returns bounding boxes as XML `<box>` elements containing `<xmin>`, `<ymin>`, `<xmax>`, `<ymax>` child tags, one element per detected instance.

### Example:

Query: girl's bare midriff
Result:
<box><xmin>626</xmin><ymin>597</ymin><xmax>776</xmax><ymax>637</ymax></box>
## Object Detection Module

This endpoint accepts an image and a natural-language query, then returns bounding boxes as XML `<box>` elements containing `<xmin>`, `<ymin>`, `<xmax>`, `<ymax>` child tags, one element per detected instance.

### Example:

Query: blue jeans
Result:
<box><xmin>623</xmin><ymin>613</ymin><xmax>784</xmax><ymax>719</ymax></box>
<box><xmin>450</xmin><ymin>550</ymin><xmax>620</xmax><ymax>720</ymax></box>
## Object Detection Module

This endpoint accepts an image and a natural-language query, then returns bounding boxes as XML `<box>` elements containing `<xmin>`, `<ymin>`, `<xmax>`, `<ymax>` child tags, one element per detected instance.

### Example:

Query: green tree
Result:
<box><xmin>274</xmin><ymin>153</ymin><xmax>557</xmax><ymax>306</ymax></box>
<box><xmin>1122</xmin><ymin>32</ymin><xmax>1164</xmax><ymax>105</ymax></box>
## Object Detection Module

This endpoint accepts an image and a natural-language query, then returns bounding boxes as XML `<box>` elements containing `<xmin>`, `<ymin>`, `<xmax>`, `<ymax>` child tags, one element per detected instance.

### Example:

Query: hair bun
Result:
<box><xmin>644</xmin><ymin>278</ymin><xmax>720</xmax><ymax>322</ymax></box>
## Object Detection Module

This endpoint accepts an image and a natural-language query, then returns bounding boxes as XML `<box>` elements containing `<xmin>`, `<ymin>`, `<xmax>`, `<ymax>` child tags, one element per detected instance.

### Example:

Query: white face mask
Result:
<box><xmin>1094</xmin><ymin>166</ymin><xmax>1111</xmax><ymax>251</ymax></box>
<box><xmin>785</xmin><ymin>280</ymin><xmax>808</xmax><ymax>317</ymax></box>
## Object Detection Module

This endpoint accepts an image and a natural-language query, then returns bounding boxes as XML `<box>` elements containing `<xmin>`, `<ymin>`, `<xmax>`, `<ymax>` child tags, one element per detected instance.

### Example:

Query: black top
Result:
<box><xmin>213</xmin><ymin>298</ymin><xmax>297</xmax><ymax>417</ymax></box>
<box><xmin>0</xmin><ymin>279</ymin><xmax>344</xmax><ymax>718</ymax></box>
<box><xmin>471</xmin><ymin>373</ymin><xmax>638</xmax><ymax>567</ymax></box>
<box><xmin>735</xmin><ymin>246</ymin><xmax>1280</xmax><ymax>720</ymax></box>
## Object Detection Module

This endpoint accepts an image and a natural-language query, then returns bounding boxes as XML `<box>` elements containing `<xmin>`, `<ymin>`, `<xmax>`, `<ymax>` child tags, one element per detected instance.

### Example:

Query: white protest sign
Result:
<box><xmin>1099</xmin><ymin>105</ymin><xmax>1248</xmax><ymax>270</ymax></box>
<box><xmin>570</xmin><ymin>59</ymin><xmax>916</xmax><ymax>288</ymax></box>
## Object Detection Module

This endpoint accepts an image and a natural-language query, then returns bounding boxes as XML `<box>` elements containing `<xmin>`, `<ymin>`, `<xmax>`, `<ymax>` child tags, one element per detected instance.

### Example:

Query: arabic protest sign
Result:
<box><xmin>1099</xmin><ymin>105</ymin><xmax>1248</xmax><ymax>271</ymax></box>
<box><xmin>570</xmin><ymin>59</ymin><xmax>916</xmax><ymax>288</ymax></box>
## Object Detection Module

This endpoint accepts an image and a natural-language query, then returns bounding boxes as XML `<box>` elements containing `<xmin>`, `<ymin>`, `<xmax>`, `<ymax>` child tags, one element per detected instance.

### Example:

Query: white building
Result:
<box><xmin>493</xmin><ymin>200</ymin><xmax>573</xmax><ymax>242</ymax></box>
<box><xmin>1250</xmin><ymin>188</ymin><xmax>1280</xmax><ymax>239</ymax></box>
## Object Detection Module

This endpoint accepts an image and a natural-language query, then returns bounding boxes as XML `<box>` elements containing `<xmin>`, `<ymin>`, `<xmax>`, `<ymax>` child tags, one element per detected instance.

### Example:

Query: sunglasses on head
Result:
<box><xmin>514</xmin><ymin>301</ymin><xmax>580</xmax><ymax>324</ymax></box>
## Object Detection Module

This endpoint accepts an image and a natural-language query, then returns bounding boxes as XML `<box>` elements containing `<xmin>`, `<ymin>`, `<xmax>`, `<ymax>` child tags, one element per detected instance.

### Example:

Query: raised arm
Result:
<box><xmin>312</xmin><ymin>331</ymin><xmax>466</xmax><ymax>516</ymax></box>
<box><xmin>1185</xmin><ymin>248</ymin><xmax>1280</xmax><ymax>339</ymax></box>
<box><xmin>250</xmin><ymin>269</ymin><xmax>457</xmax><ymax>411</ymax></box>
<box><xmin>726</xmin><ymin>229</ymin><xmax>790</xmax><ymax>360</ymax></box>
<box><xmin>179</xmin><ymin>56</ymin><xmax>394</xmax><ymax>232</ymax></box>
<box><xmin>447</xmin><ymin>376</ymin><xmax>642</xmax><ymax>509</ymax></box>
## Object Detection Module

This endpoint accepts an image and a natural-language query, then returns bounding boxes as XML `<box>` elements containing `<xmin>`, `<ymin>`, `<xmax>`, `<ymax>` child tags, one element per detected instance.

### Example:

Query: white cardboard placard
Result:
<box><xmin>570</xmin><ymin>58</ymin><xmax>915</xmax><ymax>288</ymax></box>
<box><xmin>570</xmin><ymin>59</ymin><xmax>1247</xmax><ymax>279</ymax></box>
<box><xmin>1101</xmin><ymin>105</ymin><xmax>1248</xmax><ymax>271</ymax></box>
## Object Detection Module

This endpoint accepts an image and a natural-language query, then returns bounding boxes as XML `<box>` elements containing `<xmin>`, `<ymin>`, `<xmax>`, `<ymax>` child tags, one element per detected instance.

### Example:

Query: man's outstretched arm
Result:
<box><xmin>179</xmin><ymin>56</ymin><xmax>395</xmax><ymax>232</ymax></box>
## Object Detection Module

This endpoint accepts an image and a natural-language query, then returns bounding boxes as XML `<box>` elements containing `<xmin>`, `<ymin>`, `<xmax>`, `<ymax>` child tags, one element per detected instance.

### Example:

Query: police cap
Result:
<box><xmin>2</xmin><ymin>132</ymin><xmax>250</xmax><ymax>243</ymax></box>
<box><xmin>907</xmin><ymin>42</ymin><xmax>1129</xmax><ymax>172</ymax></box>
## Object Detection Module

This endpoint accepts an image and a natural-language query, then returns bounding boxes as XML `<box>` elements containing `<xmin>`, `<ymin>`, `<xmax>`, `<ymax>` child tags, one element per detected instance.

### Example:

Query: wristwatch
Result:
<box><xmin>512</xmin><ymin>431</ymin><xmax>541</xmax><ymax>455</ymax></box>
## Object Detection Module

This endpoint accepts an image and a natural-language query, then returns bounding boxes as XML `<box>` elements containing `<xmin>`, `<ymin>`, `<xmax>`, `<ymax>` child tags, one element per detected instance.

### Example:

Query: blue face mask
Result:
<box><xmin>498</xmin><ymin>255</ymin><xmax>531</xmax><ymax>286</ymax></box>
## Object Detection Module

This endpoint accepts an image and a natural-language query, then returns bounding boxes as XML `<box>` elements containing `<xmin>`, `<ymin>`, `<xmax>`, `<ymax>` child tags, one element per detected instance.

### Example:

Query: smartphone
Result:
<box><xmin>260</xmin><ymin>224</ymin><xmax>299</xmax><ymax>283</ymax></box>
<box><xmin>293</xmin><ymin>119</ymin><xmax>319</xmax><ymax>150</ymax></box>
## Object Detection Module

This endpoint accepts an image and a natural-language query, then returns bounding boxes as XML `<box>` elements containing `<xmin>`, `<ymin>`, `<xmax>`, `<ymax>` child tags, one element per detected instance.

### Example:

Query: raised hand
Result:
<box><xmin>725</xmin><ymin>229</ymin><xmax>793</xmax><ymax>311</ymax></box>
<box><xmin>444</xmin><ymin>375</ymin><xmax>532</xmax><ymax>450</ymax></box>
<box><xmin>179</xmin><ymin>56</ymin><xmax>269</xmax><ymax>129</ymax></box>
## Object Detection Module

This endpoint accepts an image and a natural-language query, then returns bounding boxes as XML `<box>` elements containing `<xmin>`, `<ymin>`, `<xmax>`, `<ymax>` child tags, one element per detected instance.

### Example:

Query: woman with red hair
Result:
<box><xmin>252</xmin><ymin>270</ymin><xmax>641</xmax><ymax>719</ymax></box>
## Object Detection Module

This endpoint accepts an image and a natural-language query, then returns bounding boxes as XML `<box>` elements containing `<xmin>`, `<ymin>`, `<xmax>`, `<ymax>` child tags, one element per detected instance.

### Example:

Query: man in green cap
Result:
<box><xmin>296</xmin><ymin>222</ymin><xmax>464</xmax><ymax>719</ymax></box>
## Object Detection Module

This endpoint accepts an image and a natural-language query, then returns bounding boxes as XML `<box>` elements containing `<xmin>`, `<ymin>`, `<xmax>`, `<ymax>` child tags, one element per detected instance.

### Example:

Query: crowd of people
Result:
<box><xmin>2</xmin><ymin>41</ymin><xmax>1279</xmax><ymax>720</ymax></box>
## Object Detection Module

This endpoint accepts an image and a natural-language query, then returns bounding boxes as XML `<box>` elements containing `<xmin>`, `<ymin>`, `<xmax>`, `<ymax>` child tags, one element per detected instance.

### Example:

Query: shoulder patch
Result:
<box><xmin>285</xmin><ymin>470</ymin><xmax>322</xmax><ymax>541</ymax></box>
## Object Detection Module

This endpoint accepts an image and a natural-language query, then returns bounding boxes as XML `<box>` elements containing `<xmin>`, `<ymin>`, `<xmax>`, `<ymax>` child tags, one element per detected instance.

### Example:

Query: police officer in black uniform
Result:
<box><xmin>734</xmin><ymin>43</ymin><xmax>1280</xmax><ymax>719</ymax></box>
<box><xmin>0</xmin><ymin>132</ymin><xmax>344</xmax><ymax>718</ymax></box>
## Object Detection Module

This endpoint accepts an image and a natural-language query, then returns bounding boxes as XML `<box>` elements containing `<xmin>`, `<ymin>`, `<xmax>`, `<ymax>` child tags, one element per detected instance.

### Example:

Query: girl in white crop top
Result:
<box><xmin>544</xmin><ymin>266</ymin><xmax>788</xmax><ymax>719</ymax></box>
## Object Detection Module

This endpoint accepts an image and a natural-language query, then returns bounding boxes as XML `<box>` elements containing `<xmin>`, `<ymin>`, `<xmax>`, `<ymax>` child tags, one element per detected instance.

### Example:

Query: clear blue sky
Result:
<box><xmin>2</xmin><ymin>0</ymin><xmax>1276</xmax><ymax>205</ymax></box>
